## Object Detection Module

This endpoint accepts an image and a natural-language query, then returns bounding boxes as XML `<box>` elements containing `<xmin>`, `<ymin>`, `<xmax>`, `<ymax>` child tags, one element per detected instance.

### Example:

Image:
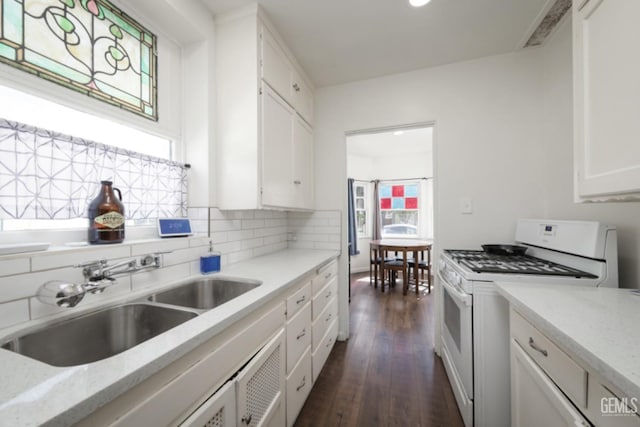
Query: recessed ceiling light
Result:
<box><xmin>409</xmin><ymin>0</ymin><xmax>431</xmax><ymax>7</ymax></box>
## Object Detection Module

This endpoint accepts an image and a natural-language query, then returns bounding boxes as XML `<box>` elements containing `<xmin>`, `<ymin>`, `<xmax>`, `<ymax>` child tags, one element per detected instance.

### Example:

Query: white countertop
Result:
<box><xmin>0</xmin><ymin>248</ymin><xmax>338</xmax><ymax>427</ymax></box>
<box><xmin>495</xmin><ymin>282</ymin><xmax>640</xmax><ymax>401</ymax></box>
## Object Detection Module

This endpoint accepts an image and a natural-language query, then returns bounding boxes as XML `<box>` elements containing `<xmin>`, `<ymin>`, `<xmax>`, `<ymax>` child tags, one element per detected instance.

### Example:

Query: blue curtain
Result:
<box><xmin>347</xmin><ymin>178</ymin><xmax>359</xmax><ymax>256</ymax></box>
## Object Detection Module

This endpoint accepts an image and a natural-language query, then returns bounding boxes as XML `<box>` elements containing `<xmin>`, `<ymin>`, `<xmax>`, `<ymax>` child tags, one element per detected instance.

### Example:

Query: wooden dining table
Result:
<box><xmin>370</xmin><ymin>239</ymin><xmax>433</xmax><ymax>295</ymax></box>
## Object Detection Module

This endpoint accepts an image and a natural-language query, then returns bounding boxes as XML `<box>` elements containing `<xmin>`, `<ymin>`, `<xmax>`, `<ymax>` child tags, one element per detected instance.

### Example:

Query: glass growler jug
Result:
<box><xmin>88</xmin><ymin>180</ymin><xmax>125</xmax><ymax>244</ymax></box>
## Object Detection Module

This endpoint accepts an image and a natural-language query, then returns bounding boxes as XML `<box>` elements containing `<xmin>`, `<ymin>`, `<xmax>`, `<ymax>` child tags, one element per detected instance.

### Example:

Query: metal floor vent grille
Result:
<box><xmin>244</xmin><ymin>344</ymin><xmax>281</xmax><ymax>427</ymax></box>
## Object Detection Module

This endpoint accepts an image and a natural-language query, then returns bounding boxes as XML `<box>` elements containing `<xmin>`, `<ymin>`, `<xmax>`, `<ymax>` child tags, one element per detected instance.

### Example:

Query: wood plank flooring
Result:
<box><xmin>294</xmin><ymin>272</ymin><xmax>464</xmax><ymax>427</ymax></box>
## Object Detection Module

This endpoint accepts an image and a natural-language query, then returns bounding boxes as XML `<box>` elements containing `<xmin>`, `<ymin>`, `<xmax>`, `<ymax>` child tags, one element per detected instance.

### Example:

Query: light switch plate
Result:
<box><xmin>460</xmin><ymin>198</ymin><xmax>473</xmax><ymax>214</ymax></box>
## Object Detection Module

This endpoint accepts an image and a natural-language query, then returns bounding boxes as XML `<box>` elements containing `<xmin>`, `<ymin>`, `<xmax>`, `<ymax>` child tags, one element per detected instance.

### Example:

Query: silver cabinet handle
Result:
<box><xmin>293</xmin><ymin>83</ymin><xmax>300</xmax><ymax>92</ymax></box>
<box><xmin>242</xmin><ymin>414</ymin><xmax>252</xmax><ymax>425</ymax></box>
<box><xmin>326</xmin><ymin>291</ymin><xmax>332</xmax><ymax>298</ymax></box>
<box><xmin>296</xmin><ymin>375</ymin><xmax>306</xmax><ymax>391</ymax></box>
<box><xmin>293</xmin><ymin>180</ymin><xmax>302</xmax><ymax>185</ymax></box>
<box><xmin>324</xmin><ymin>273</ymin><xmax>331</xmax><ymax>279</ymax></box>
<box><xmin>296</xmin><ymin>328</ymin><xmax>306</xmax><ymax>340</ymax></box>
<box><xmin>528</xmin><ymin>337</ymin><xmax>548</xmax><ymax>357</ymax></box>
<box><xmin>296</xmin><ymin>295</ymin><xmax>305</xmax><ymax>304</ymax></box>
<box><xmin>326</xmin><ymin>313</ymin><xmax>332</xmax><ymax>322</ymax></box>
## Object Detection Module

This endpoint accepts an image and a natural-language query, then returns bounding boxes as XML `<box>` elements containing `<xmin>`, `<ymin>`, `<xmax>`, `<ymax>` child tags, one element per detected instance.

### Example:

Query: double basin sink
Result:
<box><xmin>1</xmin><ymin>277</ymin><xmax>262</xmax><ymax>367</ymax></box>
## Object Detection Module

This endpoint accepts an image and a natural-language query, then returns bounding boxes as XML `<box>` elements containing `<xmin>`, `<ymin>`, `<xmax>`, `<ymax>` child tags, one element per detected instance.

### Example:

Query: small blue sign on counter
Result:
<box><xmin>157</xmin><ymin>218</ymin><xmax>193</xmax><ymax>237</ymax></box>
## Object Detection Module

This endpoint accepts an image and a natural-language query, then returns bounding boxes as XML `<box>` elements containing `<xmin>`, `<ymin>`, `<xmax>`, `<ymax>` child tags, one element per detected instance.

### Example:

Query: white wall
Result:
<box><xmin>316</xmin><ymin>47</ymin><xmax>550</xmax><ymax>337</ymax></box>
<box><xmin>540</xmin><ymin>20</ymin><xmax>640</xmax><ymax>288</ymax></box>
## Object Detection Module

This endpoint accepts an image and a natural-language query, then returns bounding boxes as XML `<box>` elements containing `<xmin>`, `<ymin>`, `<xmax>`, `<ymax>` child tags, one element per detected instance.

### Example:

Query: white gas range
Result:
<box><xmin>437</xmin><ymin>219</ymin><xmax>619</xmax><ymax>427</ymax></box>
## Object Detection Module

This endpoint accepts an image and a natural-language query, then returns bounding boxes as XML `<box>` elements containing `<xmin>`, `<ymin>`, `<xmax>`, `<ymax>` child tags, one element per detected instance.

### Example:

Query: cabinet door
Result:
<box><xmin>292</xmin><ymin>69</ymin><xmax>314</xmax><ymax>126</ymax></box>
<box><xmin>574</xmin><ymin>0</ymin><xmax>640</xmax><ymax>200</ymax></box>
<box><xmin>262</xmin><ymin>84</ymin><xmax>294</xmax><ymax>208</ymax></box>
<box><xmin>261</xmin><ymin>26</ymin><xmax>293</xmax><ymax>104</ymax></box>
<box><xmin>237</xmin><ymin>329</ymin><xmax>286</xmax><ymax>427</ymax></box>
<box><xmin>292</xmin><ymin>115</ymin><xmax>314</xmax><ymax>209</ymax></box>
<box><xmin>180</xmin><ymin>380</ymin><xmax>236</xmax><ymax>427</ymax></box>
<box><xmin>510</xmin><ymin>340</ymin><xmax>591</xmax><ymax>427</ymax></box>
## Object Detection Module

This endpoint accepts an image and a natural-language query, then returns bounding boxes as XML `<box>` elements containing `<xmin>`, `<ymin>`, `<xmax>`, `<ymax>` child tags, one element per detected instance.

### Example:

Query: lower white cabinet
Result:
<box><xmin>510</xmin><ymin>340</ymin><xmax>590</xmax><ymax>427</ymax></box>
<box><xmin>237</xmin><ymin>329</ymin><xmax>286</xmax><ymax>427</ymax></box>
<box><xmin>509</xmin><ymin>308</ymin><xmax>640</xmax><ymax>427</ymax></box>
<box><xmin>286</xmin><ymin>347</ymin><xmax>312</xmax><ymax>426</ymax></box>
<box><xmin>180</xmin><ymin>380</ymin><xmax>236</xmax><ymax>427</ymax></box>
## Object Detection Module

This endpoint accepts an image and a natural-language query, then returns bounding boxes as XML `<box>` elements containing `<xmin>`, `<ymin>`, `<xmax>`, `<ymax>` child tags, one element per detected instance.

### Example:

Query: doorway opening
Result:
<box><xmin>346</xmin><ymin>125</ymin><xmax>434</xmax><ymax>276</ymax></box>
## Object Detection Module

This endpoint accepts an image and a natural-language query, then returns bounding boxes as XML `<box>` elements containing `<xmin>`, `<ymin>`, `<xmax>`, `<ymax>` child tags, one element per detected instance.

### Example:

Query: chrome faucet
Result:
<box><xmin>37</xmin><ymin>254</ymin><xmax>163</xmax><ymax>308</ymax></box>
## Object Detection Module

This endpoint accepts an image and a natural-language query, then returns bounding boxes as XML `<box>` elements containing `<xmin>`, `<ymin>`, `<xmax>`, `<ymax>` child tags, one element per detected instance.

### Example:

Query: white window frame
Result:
<box><xmin>354</xmin><ymin>182</ymin><xmax>369</xmax><ymax>238</ymax></box>
<box><xmin>379</xmin><ymin>180</ymin><xmax>421</xmax><ymax>239</ymax></box>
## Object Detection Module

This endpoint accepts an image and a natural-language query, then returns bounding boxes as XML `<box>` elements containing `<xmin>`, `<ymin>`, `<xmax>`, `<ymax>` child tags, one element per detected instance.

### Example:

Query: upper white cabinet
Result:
<box><xmin>215</xmin><ymin>6</ymin><xmax>315</xmax><ymax>210</ymax></box>
<box><xmin>573</xmin><ymin>0</ymin><xmax>640</xmax><ymax>201</ymax></box>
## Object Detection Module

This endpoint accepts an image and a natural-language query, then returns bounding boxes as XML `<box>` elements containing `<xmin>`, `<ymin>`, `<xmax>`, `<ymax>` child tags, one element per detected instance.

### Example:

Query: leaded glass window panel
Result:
<box><xmin>0</xmin><ymin>0</ymin><xmax>157</xmax><ymax>120</ymax></box>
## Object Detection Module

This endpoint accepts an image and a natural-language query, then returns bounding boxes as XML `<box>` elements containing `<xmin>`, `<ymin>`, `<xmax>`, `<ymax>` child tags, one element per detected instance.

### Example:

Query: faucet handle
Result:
<box><xmin>74</xmin><ymin>259</ymin><xmax>107</xmax><ymax>268</ymax></box>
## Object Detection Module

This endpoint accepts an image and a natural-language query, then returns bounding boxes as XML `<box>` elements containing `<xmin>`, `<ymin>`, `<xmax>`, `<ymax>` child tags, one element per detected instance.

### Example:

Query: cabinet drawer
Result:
<box><xmin>312</xmin><ymin>276</ymin><xmax>337</xmax><ymax>320</ymax></box>
<box><xmin>587</xmin><ymin>378</ymin><xmax>640</xmax><ymax>427</ymax></box>
<box><xmin>286</xmin><ymin>280</ymin><xmax>311</xmax><ymax>319</ymax></box>
<box><xmin>312</xmin><ymin>295</ymin><xmax>337</xmax><ymax>350</ymax></box>
<box><xmin>286</xmin><ymin>347</ymin><xmax>312</xmax><ymax>427</ymax></box>
<box><xmin>510</xmin><ymin>310</ymin><xmax>587</xmax><ymax>408</ymax></box>
<box><xmin>286</xmin><ymin>302</ymin><xmax>311</xmax><ymax>373</ymax></box>
<box><xmin>312</xmin><ymin>260</ymin><xmax>337</xmax><ymax>295</ymax></box>
<box><xmin>312</xmin><ymin>318</ymin><xmax>338</xmax><ymax>383</ymax></box>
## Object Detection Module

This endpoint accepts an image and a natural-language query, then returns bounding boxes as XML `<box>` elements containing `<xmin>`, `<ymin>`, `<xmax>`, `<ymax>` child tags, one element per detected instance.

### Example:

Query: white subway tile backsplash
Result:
<box><xmin>228</xmin><ymin>230</ymin><xmax>255</xmax><ymax>241</ymax></box>
<box><xmin>0</xmin><ymin>300</ymin><xmax>29</xmax><ymax>329</ymax></box>
<box><xmin>0</xmin><ymin>258</ymin><xmax>30</xmax><ymax>277</ymax></box>
<box><xmin>131</xmin><ymin>263</ymin><xmax>191</xmax><ymax>292</ymax></box>
<box><xmin>241</xmin><ymin>219</ymin><xmax>265</xmax><ymax>229</ymax></box>
<box><xmin>131</xmin><ymin>238</ymin><xmax>190</xmax><ymax>256</ymax></box>
<box><xmin>31</xmin><ymin>245</ymin><xmax>130</xmax><ymax>272</ymax></box>
<box><xmin>0</xmin><ymin>209</ymin><xmax>338</xmax><ymax>331</ymax></box>
<box><xmin>212</xmin><ymin>219</ymin><xmax>242</xmax><ymax>232</ymax></box>
<box><xmin>0</xmin><ymin>266</ymin><xmax>79</xmax><ymax>302</ymax></box>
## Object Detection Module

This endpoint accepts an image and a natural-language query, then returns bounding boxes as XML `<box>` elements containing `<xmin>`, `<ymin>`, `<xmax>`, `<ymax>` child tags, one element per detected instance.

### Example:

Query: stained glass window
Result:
<box><xmin>0</xmin><ymin>0</ymin><xmax>157</xmax><ymax>120</ymax></box>
<box><xmin>379</xmin><ymin>182</ymin><xmax>419</xmax><ymax>236</ymax></box>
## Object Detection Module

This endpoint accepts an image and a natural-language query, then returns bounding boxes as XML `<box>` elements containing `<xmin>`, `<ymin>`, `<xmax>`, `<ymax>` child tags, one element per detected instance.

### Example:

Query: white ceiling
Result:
<box><xmin>202</xmin><ymin>0</ymin><xmax>558</xmax><ymax>87</ymax></box>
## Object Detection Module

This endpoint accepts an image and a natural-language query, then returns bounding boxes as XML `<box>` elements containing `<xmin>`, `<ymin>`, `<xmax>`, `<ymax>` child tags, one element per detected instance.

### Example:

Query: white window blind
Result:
<box><xmin>0</xmin><ymin>119</ymin><xmax>187</xmax><ymax>220</ymax></box>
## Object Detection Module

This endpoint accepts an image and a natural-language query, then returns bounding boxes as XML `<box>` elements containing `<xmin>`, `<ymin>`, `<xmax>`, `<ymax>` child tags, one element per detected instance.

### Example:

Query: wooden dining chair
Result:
<box><xmin>408</xmin><ymin>247</ymin><xmax>432</xmax><ymax>294</ymax></box>
<box><xmin>382</xmin><ymin>248</ymin><xmax>407</xmax><ymax>293</ymax></box>
<box><xmin>370</xmin><ymin>244</ymin><xmax>395</xmax><ymax>289</ymax></box>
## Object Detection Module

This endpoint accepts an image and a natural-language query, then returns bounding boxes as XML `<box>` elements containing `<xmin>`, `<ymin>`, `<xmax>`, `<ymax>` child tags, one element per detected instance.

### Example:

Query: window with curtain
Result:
<box><xmin>0</xmin><ymin>119</ymin><xmax>187</xmax><ymax>223</ymax></box>
<box><xmin>0</xmin><ymin>0</ymin><xmax>158</xmax><ymax>120</ymax></box>
<box><xmin>355</xmin><ymin>182</ymin><xmax>368</xmax><ymax>237</ymax></box>
<box><xmin>379</xmin><ymin>181</ymin><xmax>420</xmax><ymax>237</ymax></box>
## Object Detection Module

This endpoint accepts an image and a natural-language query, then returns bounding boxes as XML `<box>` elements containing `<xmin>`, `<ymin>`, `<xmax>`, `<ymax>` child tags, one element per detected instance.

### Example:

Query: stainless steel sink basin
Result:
<box><xmin>1</xmin><ymin>303</ymin><xmax>197</xmax><ymax>366</ymax></box>
<box><xmin>149</xmin><ymin>277</ymin><xmax>262</xmax><ymax>310</ymax></box>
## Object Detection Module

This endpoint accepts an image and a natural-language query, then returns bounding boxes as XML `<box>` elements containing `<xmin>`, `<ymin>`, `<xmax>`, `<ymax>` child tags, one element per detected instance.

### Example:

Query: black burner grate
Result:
<box><xmin>444</xmin><ymin>250</ymin><xmax>597</xmax><ymax>278</ymax></box>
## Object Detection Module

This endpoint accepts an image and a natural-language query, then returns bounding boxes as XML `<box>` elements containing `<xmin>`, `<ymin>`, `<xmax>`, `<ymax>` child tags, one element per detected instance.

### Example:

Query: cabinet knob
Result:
<box><xmin>293</xmin><ymin>83</ymin><xmax>300</xmax><ymax>92</ymax></box>
<box><xmin>293</xmin><ymin>180</ymin><xmax>302</xmax><ymax>185</ymax></box>
<box><xmin>242</xmin><ymin>414</ymin><xmax>253</xmax><ymax>425</ymax></box>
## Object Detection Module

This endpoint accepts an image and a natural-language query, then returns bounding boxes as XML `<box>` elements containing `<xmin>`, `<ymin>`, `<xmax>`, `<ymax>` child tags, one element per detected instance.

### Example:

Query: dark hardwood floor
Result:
<box><xmin>294</xmin><ymin>272</ymin><xmax>464</xmax><ymax>427</ymax></box>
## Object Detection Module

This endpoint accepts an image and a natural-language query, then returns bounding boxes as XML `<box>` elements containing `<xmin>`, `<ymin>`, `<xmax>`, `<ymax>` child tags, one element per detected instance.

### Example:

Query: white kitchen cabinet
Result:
<box><xmin>237</xmin><ymin>329</ymin><xmax>286</xmax><ymax>427</ymax></box>
<box><xmin>310</xmin><ymin>260</ymin><xmax>339</xmax><ymax>382</ymax></box>
<box><xmin>509</xmin><ymin>308</ymin><xmax>640</xmax><ymax>427</ymax></box>
<box><xmin>215</xmin><ymin>5</ymin><xmax>315</xmax><ymax>210</ymax></box>
<box><xmin>180</xmin><ymin>380</ymin><xmax>236</xmax><ymax>427</ymax></box>
<box><xmin>76</xmin><ymin>300</ymin><xmax>286</xmax><ymax>427</ymax></box>
<box><xmin>261</xmin><ymin>26</ymin><xmax>313</xmax><ymax>125</ymax></box>
<box><xmin>284</xmin><ymin>277</ymin><xmax>312</xmax><ymax>426</ymax></box>
<box><xmin>292</xmin><ymin>116</ymin><xmax>314</xmax><ymax>209</ymax></box>
<box><xmin>573</xmin><ymin>0</ymin><xmax>640</xmax><ymax>201</ymax></box>
<box><xmin>510</xmin><ymin>340</ymin><xmax>590</xmax><ymax>427</ymax></box>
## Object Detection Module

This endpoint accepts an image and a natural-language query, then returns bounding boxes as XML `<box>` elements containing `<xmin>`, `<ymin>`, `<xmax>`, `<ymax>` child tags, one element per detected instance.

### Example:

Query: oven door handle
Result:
<box><xmin>438</xmin><ymin>271</ymin><xmax>472</xmax><ymax>307</ymax></box>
